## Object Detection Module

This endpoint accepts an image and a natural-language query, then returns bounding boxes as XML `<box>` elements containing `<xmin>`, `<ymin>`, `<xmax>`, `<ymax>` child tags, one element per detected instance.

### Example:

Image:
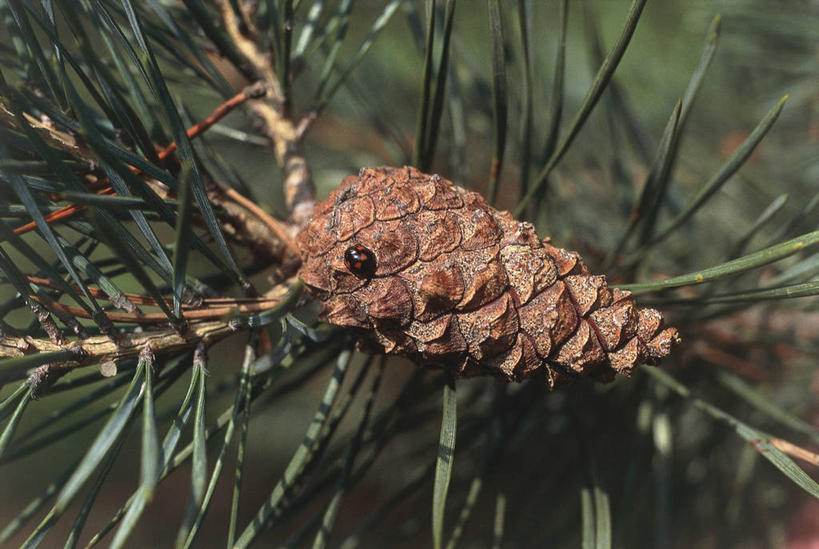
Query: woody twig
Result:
<box><xmin>219</xmin><ymin>2</ymin><xmax>316</xmax><ymax>228</ymax></box>
<box><xmin>0</xmin><ymin>278</ymin><xmax>301</xmax><ymax>392</ymax></box>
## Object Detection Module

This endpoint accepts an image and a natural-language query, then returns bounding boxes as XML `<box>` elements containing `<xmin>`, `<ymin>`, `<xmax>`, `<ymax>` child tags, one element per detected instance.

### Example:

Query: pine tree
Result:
<box><xmin>0</xmin><ymin>1</ymin><xmax>817</xmax><ymax>547</ymax></box>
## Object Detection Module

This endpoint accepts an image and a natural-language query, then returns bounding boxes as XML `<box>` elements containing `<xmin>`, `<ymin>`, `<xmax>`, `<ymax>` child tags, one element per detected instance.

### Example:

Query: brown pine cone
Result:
<box><xmin>296</xmin><ymin>166</ymin><xmax>680</xmax><ymax>388</ymax></box>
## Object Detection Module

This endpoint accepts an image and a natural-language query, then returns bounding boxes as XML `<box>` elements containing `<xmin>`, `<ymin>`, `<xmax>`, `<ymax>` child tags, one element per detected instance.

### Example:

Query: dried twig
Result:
<box><xmin>219</xmin><ymin>2</ymin><xmax>316</xmax><ymax>228</ymax></box>
<box><xmin>770</xmin><ymin>438</ymin><xmax>819</xmax><ymax>467</ymax></box>
<box><xmin>0</xmin><ymin>278</ymin><xmax>300</xmax><ymax>391</ymax></box>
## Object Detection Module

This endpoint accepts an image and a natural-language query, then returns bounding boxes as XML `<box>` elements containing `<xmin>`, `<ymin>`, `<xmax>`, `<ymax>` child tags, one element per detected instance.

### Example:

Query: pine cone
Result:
<box><xmin>296</xmin><ymin>167</ymin><xmax>680</xmax><ymax>387</ymax></box>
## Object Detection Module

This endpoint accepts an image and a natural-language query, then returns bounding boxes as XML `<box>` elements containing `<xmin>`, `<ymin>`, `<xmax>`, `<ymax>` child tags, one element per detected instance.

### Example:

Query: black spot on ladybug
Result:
<box><xmin>344</xmin><ymin>244</ymin><xmax>377</xmax><ymax>278</ymax></box>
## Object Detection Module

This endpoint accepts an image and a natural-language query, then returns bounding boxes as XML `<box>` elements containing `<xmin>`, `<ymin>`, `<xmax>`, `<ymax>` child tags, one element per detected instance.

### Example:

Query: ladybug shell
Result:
<box><xmin>296</xmin><ymin>166</ymin><xmax>679</xmax><ymax>387</ymax></box>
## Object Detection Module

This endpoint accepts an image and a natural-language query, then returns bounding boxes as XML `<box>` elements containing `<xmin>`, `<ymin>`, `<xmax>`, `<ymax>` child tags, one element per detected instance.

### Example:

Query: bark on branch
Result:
<box><xmin>0</xmin><ymin>279</ymin><xmax>300</xmax><ymax>390</ymax></box>
<box><xmin>219</xmin><ymin>2</ymin><xmax>316</xmax><ymax>228</ymax></box>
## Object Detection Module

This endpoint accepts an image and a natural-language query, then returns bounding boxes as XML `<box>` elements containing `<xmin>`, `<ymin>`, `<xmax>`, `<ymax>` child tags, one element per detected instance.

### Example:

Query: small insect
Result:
<box><xmin>344</xmin><ymin>244</ymin><xmax>377</xmax><ymax>278</ymax></box>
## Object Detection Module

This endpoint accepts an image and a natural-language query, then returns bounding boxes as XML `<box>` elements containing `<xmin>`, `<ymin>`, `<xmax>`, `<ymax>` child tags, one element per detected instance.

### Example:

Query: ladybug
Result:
<box><xmin>344</xmin><ymin>244</ymin><xmax>377</xmax><ymax>279</ymax></box>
